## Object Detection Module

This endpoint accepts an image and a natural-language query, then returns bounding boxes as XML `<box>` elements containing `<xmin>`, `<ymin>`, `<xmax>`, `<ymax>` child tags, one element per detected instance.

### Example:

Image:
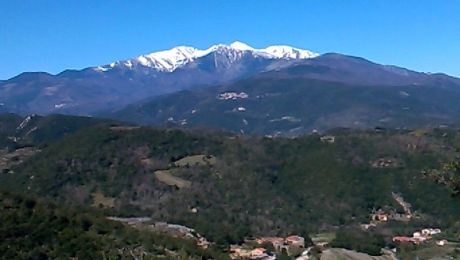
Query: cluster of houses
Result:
<box><xmin>392</xmin><ymin>228</ymin><xmax>443</xmax><ymax>245</ymax></box>
<box><xmin>362</xmin><ymin>193</ymin><xmax>415</xmax><ymax>230</ymax></box>
<box><xmin>371</xmin><ymin>158</ymin><xmax>398</xmax><ymax>168</ymax></box>
<box><xmin>362</xmin><ymin>208</ymin><xmax>412</xmax><ymax>230</ymax></box>
<box><xmin>230</xmin><ymin>235</ymin><xmax>306</xmax><ymax>259</ymax></box>
<box><xmin>218</xmin><ymin>91</ymin><xmax>249</xmax><ymax>100</ymax></box>
<box><xmin>230</xmin><ymin>247</ymin><xmax>275</xmax><ymax>260</ymax></box>
<box><xmin>319</xmin><ymin>135</ymin><xmax>335</xmax><ymax>144</ymax></box>
<box><xmin>372</xmin><ymin>208</ymin><xmax>411</xmax><ymax>222</ymax></box>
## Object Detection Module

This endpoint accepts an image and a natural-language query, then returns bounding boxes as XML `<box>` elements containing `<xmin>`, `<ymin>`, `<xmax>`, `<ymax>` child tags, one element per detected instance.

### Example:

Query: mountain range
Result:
<box><xmin>2</xmin><ymin>41</ymin><xmax>460</xmax><ymax>135</ymax></box>
<box><xmin>0</xmin><ymin>42</ymin><xmax>318</xmax><ymax>115</ymax></box>
<box><xmin>107</xmin><ymin>53</ymin><xmax>460</xmax><ymax>135</ymax></box>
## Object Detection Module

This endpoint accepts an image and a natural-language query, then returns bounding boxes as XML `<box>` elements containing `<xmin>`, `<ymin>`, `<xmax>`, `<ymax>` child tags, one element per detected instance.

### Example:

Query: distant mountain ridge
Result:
<box><xmin>108</xmin><ymin>54</ymin><xmax>460</xmax><ymax>136</ymax></box>
<box><xmin>271</xmin><ymin>53</ymin><xmax>460</xmax><ymax>86</ymax></box>
<box><xmin>3</xmin><ymin>41</ymin><xmax>460</xmax><ymax>135</ymax></box>
<box><xmin>0</xmin><ymin>42</ymin><xmax>318</xmax><ymax>115</ymax></box>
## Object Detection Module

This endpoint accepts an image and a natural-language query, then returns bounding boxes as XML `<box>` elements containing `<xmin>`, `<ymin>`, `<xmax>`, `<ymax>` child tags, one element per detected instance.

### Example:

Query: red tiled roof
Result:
<box><xmin>393</xmin><ymin>236</ymin><xmax>413</xmax><ymax>242</ymax></box>
<box><xmin>286</xmin><ymin>235</ymin><xmax>303</xmax><ymax>242</ymax></box>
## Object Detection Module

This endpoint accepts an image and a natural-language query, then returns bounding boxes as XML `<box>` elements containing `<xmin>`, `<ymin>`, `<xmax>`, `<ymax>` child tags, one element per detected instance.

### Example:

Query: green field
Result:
<box><xmin>154</xmin><ymin>170</ymin><xmax>192</xmax><ymax>189</ymax></box>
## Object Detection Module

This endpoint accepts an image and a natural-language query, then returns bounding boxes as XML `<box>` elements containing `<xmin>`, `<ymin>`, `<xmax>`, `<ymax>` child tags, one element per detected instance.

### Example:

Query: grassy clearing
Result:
<box><xmin>174</xmin><ymin>155</ymin><xmax>216</xmax><ymax>167</ymax></box>
<box><xmin>398</xmin><ymin>242</ymin><xmax>458</xmax><ymax>259</ymax></box>
<box><xmin>109</xmin><ymin>126</ymin><xmax>141</xmax><ymax>131</ymax></box>
<box><xmin>0</xmin><ymin>147</ymin><xmax>39</xmax><ymax>171</ymax></box>
<box><xmin>154</xmin><ymin>170</ymin><xmax>191</xmax><ymax>189</ymax></box>
<box><xmin>312</xmin><ymin>232</ymin><xmax>336</xmax><ymax>244</ymax></box>
<box><xmin>91</xmin><ymin>192</ymin><xmax>115</xmax><ymax>208</ymax></box>
<box><xmin>321</xmin><ymin>248</ymin><xmax>396</xmax><ymax>260</ymax></box>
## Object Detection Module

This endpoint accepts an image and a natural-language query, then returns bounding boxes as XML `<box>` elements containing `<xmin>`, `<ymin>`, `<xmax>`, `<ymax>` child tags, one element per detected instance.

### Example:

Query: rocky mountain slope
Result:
<box><xmin>0</xmin><ymin>113</ymin><xmax>117</xmax><ymax>148</ymax></box>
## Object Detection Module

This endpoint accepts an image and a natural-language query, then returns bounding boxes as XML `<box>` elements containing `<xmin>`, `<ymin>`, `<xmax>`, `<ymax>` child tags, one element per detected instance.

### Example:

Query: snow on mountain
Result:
<box><xmin>229</xmin><ymin>41</ymin><xmax>254</xmax><ymax>51</ymax></box>
<box><xmin>94</xmin><ymin>41</ymin><xmax>319</xmax><ymax>73</ymax></box>
<box><xmin>262</xmin><ymin>45</ymin><xmax>318</xmax><ymax>59</ymax></box>
<box><xmin>137</xmin><ymin>46</ymin><xmax>203</xmax><ymax>72</ymax></box>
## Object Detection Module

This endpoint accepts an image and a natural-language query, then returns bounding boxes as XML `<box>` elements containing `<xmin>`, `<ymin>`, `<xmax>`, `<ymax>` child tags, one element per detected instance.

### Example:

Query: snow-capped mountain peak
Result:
<box><xmin>95</xmin><ymin>41</ymin><xmax>319</xmax><ymax>73</ymax></box>
<box><xmin>261</xmin><ymin>45</ymin><xmax>318</xmax><ymax>59</ymax></box>
<box><xmin>136</xmin><ymin>46</ymin><xmax>201</xmax><ymax>72</ymax></box>
<box><xmin>229</xmin><ymin>41</ymin><xmax>255</xmax><ymax>51</ymax></box>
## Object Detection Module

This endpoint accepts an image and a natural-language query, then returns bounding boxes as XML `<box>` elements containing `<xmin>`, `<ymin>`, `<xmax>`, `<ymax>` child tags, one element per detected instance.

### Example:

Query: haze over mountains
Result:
<box><xmin>2</xmin><ymin>41</ymin><xmax>460</xmax><ymax>135</ymax></box>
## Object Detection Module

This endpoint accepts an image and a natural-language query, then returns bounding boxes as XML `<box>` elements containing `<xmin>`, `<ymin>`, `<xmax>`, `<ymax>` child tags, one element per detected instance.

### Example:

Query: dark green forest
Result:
<box><xmin>0</xmin><ymin>190</ymin><xmax>226</xmax><ymax>259</ymax></box>
<box><xmin>1</xmin><ymin>115</ymin><xmax>460</xmax><ymax>258</ymax></box>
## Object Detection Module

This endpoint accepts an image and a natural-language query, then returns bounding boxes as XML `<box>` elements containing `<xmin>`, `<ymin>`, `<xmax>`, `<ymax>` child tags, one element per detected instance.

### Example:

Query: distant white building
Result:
<box><xmin>422</xmin><ymin>228</ymin><xmax>441</xmax><ymax>236</ymax></box>
<box><xmin>436</xmin><ymin>240</ymin><xmax>448</xmax><ymax>246</ymax></box>
<box><xmin>320</xmin><ymin>135</ymin><xmax>335</xmax><ymax>144</ymax></box>
<box><xmin>218</xmin><ymin>92</ymin><xmax>249</xmax><ymax>100</ymax></box>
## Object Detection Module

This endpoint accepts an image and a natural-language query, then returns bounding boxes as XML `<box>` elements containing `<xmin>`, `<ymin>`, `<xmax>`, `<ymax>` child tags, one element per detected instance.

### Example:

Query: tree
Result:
<box><xmin>425</xmin><ymin>161</ymin><xmax>460</xmax><ymax>195</ymax></box>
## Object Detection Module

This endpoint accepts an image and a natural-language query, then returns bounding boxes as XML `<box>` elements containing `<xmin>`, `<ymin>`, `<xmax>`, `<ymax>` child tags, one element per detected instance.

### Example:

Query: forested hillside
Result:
<box><xmin>0</xmin><ymin>113</ymin><xmax>116</xmax><ymax>148</ymax></box>
<box><xmin>2</xmin><ymin>121</ymin><xmax>460</xmax><ymax>246</ymax></box>
<box><xmin>0</xmin><ymin>190</ymin><xmax>225</xmax><ymax>259</ymax></box>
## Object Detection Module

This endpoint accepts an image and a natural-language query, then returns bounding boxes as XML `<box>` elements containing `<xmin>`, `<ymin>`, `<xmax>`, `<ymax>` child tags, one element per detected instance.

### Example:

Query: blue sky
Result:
<box><xmin>1</xmin><ymin>0</ymin><xmax>459</xmax><ymax>79</ymax></box>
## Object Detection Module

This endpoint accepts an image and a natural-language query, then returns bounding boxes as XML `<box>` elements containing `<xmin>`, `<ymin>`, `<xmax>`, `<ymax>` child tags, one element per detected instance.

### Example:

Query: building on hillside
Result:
<box><xmin>230</xmin><ymin>245</ymin><xmax>250</xmax><ymax>259</ymax></box>
<box><xmin>249</xmin><ymin>248</ymin><xmax>268</xmax><ymax>259</ymax></box>
<box><xmin>413</xmin><ymin>232</ymin><xmax>422</xmax><ymax>238</ymax></box>
<box><xmin>254</xmin><ymin>235</ymin><xmax>306</xmax><ymax>256</ymax></box>
<box><xmin>392</xmin><ymin>236</ymin><xmax>413</xmax><ymax>243</ymax></box>
<box><xmin>218</xmin><ymin>92</ymin><xmax>249</xmax><ymax>100</ymax></box>
<box><xmin>393</xmin><ymin>227</ymin><xmax>442</xmax><ymax>246</ymax></box>
<box><xmin>393</xmin><ymin>235</ymin><xmax>427</xmax><ymax>245</ymax></box>
<box><xmin>371</xmin><ymin>209</ymin><xmax>389</xmax><ymax>222</ymax></box>
<box><xmin>371</xmin><ymin>158</ymin><xmax>398</xmax><ymax>168</ymax></box>
<box><xmin>422</xmin><ymin>228</ymin><xmax>441</xmax><ymax>236</ymax></box>
<box><xmin>436</xmin><ymin>240</ymin><xmax>448</xmax><ymax>246</ymax></box>
<box><xmin>256</xmin><ymin>237</ymin><xmax>285</xmax><ymax>251</ymax></box>
<box><xmin>285</xmin><ymin>235</ymin><xmax>305</xmax><ymax>248</ymax></box>
<box><xmin>361</xmin><ymin>223</ymin><xmax>377</xmax><ymax>230</ymax></box>
<box><xmin>411</xmin><ymin>233</ymin><xmax>427</xmax><ymax>243</ymax></box>
<box><xmin>320</xmin><ymin>135</ymin><xmax>335</xmax><ymax>144</ymax></box>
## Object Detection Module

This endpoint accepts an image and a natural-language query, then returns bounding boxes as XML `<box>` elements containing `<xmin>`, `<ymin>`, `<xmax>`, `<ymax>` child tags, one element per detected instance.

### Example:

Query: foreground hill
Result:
<box><xmin>0</xmin><ymin>113</ymin><xmax>117</xmax><ymax>148</ymax></box>
<box><xmin>2</xmin><ymin>121</ymin><xmax>460</xmax><ymax>246</ymax></box>
<box><xmin>0</xmin><ymin>190</ymin><xmax>224</xmax><ymax>259</ymax></box>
